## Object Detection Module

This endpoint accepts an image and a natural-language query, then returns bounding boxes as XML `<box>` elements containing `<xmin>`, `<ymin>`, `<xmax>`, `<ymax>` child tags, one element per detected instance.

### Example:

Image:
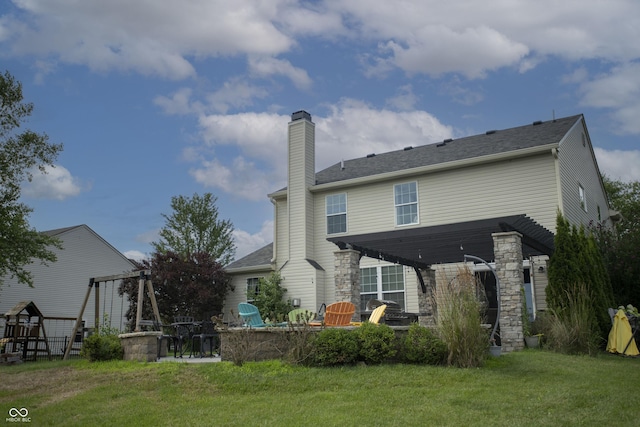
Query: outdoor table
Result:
<box><xmin>170</xmin><ymin>321</ymin><xmax>201</xmax><ymax>358</ymax></box>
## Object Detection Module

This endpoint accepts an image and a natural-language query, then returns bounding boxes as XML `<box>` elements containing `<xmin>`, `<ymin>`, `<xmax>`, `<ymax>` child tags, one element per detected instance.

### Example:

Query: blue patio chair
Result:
<box><xmin>238</xmin><ymin>303</ymin><xmax>267</xmax><ymax>327</ymax></box>
<box><xmin>238</xmin><ymin>303</ymin><xmax>287</xmax><ymax>327</ymax></box>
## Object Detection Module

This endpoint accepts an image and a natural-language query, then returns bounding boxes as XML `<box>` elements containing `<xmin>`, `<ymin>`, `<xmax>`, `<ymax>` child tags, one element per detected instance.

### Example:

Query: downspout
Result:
<box><xmin>552</xmin><ymin>147</ymin><xmax>564</xmax><ymax>216</ymax></box>
<box><xmin>269</xmin><ymin>197</ymin><xmax>277</xmax><ymax>264</ymax></box>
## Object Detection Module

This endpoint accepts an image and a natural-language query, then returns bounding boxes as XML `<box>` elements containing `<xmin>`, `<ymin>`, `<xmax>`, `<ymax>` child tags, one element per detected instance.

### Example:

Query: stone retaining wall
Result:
<box><xmin>119</xmin><ymin>331</ymin><xmax>161</xmax><ymax>362</ymax></box>
<box><xmin>218</xmin><ymin>326</ymin><xmax>409</xmax><ymax>363</ymax></box>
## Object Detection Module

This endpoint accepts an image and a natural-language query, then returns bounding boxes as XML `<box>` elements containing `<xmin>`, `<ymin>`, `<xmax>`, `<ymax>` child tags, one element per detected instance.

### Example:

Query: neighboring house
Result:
<box><xmin>225</xmin><ymin>111</ymin><xmax>613</xmax><ymax>325</ymax></box>
<box><xmin>0</xmin><ymin>225</ymin><xmax>136</xmax><ymax>341</ymax></box>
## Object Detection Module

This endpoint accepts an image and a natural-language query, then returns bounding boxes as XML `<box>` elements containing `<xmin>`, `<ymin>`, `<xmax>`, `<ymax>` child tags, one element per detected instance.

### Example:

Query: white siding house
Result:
<box><xmin>225</xmin><ymin>112</ymin><xmax>613</xmax><ymax>321</ymax></box>
<box><xmin>0</xmin><ymin>225</ymin><xmax>136</xmax><ymax>338</ymax></box>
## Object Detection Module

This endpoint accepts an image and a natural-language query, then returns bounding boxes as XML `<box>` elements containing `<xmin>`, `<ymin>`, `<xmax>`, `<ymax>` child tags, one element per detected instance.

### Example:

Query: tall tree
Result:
<box><xmin>548</xmin><ymin>212</ymin><xmax>614</xmax><ymax>340</ymax></box>
<box><xmin>119</xmin><ymin>251</ymin><xmax>232</xmax><ymax>326</ymax></box>
<box><xmin>593</xmin><ymin>176</ymin><xmax>640</xmax><ymax>305</ymax></box>
<box><xmin>152</xmin><ymin>193</ymin><xmax>235</xmax><ymax>265</ymax></box>
<box><xmin>0</xmin><ymin>70</ymin><xmax>63</xmax><ymax>288</ymax></box>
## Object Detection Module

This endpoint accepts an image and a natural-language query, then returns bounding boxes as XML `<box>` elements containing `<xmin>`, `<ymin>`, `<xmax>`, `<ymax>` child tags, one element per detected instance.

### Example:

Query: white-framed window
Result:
<box><xmin>394</xmin><ymin>182</ymin><xmax>418</xmax><ymax>225</ymax></box>
<box><xmin>579</xmin><ymin>184</ymin><xmax>587</xmax><ymax>212</ymax></box>
<box><xmin>360</xmin><ymin>265</ymin><xmax>405</xmax><ymax>311</ymax></box>
<box><xmin>247</xmin><ymin>277</ymin><xmax>261</xmax><ymax>303</ymax></box>
<box><xmin>326</xmin><ymin>193</ymin><xmax>347</xmax><ymax>234</ymax></box>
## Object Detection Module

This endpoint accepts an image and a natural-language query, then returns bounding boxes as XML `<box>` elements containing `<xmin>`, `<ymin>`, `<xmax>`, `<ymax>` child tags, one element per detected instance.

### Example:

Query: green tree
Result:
<box><xmin>152</xmin><ymin>193</ymin><xmax>235</xmax><ymax>265</ymax></box>
<box><xmin>593</xmin><ymin>176</ymin><xmax>640</xmax><ymax>305</ymax></box>
<box><xmin>0</xmin><ymin>70</ymin><xmax>63</xmax><ymax>288</ymax></box>
<box><xmin>252</xmin><ymin>272</ymin><xmax>292</xmax><ymax>322</ymax></box>
<box><xmin>546</xmin><ymin>213</ymin><xmax>579</xmax><ymax>310</ymax></box>
<box><xmin>547</xmin><ymin>212</ymin><xmax>614</xmax><ymax>341</ymax></box>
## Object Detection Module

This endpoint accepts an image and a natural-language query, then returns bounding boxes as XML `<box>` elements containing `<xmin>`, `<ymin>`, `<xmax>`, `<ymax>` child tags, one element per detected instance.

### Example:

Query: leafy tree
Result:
<box><xmin>252</xmin><ymin>272</ymin><xmax>292</xmax><ymax>322</ymax></box>
<box><xmin>152</xmin><ymin>193</ymin><xmax>235</xmax><ymax>265</ymax></box>
<box><xmin>0</xmin><ymin>70</ymin><xmax>63</xmax><ymax>288</ymax></box>
<box><xmin>592</xmin><ymin>176</ymin><xmax>640</xmax><ymax>305</ymax></box>
<box><xmin>119</xmin><ymin>251</ymin><xmax>232</xmax><ymax>327</ymax></box>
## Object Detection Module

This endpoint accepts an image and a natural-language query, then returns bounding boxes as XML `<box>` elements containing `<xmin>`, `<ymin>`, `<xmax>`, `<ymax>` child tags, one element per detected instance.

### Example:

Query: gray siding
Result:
<box><xmin>0</xmin><ymin>225</ymin><xmax>135</xmax><ymax>335</ymax></box>
<box><xmin>559</xmin><ymin>119</ymin><xmax>609</xmax><ymax>227</ymax></box>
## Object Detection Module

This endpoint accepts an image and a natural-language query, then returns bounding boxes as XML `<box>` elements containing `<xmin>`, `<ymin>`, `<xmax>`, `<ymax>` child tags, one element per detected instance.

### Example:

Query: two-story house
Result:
<box><xmin>0</xmin><ymin>225</ymin><xmax>135</xmax><ymax>350</ymax></box>
<box><xmin>225</xmin><ymin>111</ymin><xmax>612</xmax><ymax>347</ymax></box>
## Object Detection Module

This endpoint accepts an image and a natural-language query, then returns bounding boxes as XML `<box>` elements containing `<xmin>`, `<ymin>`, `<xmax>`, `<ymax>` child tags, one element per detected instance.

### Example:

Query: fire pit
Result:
<box><xmin>362</xmin><ymin>299</ymin><xmax>419</xmax><ymax>326</ymax></box>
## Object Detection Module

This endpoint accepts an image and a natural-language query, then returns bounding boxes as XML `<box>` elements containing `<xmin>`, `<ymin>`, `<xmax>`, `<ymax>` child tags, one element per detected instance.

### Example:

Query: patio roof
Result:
<box><xmin>327</xmin><ymin>214</ymin><xmax>555</xmax><ymax>270</ymax></box>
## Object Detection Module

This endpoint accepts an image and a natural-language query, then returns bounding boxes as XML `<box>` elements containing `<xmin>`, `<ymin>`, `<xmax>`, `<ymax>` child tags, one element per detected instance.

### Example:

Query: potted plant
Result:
<box><xmin>522</xmin><ymin>288</ymin><xmax>542</xmax><ymax>348</ymax></box>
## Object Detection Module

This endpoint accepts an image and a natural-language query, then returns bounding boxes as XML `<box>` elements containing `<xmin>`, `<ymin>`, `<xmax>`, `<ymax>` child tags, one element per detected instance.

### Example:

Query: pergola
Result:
<box><xmin>327</xmin><ymin>214</ymin><xmax>555</xmax><ymax>270</ymax></box>
<box><xmin>327</xmin><ymin>214</ymin><xmax>555</xmax><ymax>353</ymax></box>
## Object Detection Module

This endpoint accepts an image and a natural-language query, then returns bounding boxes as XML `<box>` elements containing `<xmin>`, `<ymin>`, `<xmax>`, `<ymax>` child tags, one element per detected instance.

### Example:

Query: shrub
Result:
<box><xmin>433</xmin><ymin>266</ymin><xmax>488</xmax><ymax>368</ymax></box>
<box><xmin>402</xmin><ymin>323</ymin><xmax>448</xmax><ymax>365</ymax></box>
<box><xmin>539</xmin><ymin>283</ymin><xmax>601</xmax><ymax>355</ymax></box>
<box><xmin>312</xmin><ymin>328</ymin><xmax>359</xmax><ymax>366</ymax></box>
<box><xmin>285</xmin><ymin>323</ymin><xmax>317</xmax><ymax>366</ymax></box>
<box><xmin>252</xmin><ymin>272</ymin><xmax>293</xmax><ymax>322</ymax></box>
<box><xmin>80</xmin><ymin>316</ymin><xmax>124</xmax><ymax>362</ymax></box>
<box><xmin>80</xmin><ymin>333</ymin><xmax>123</xmax><ymax>362</ymax></box>
<box><xmin>353</xmin><ymin>322</ymin><xmax>397</xmax><ymax>364</ymax></box>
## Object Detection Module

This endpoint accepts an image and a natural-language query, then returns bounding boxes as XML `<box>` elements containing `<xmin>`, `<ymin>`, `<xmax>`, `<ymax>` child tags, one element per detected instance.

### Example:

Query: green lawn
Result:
<box><xmin>1</xmin><ymin>350</ymin><xmax>638</xmax><ymax>426</ymax></box>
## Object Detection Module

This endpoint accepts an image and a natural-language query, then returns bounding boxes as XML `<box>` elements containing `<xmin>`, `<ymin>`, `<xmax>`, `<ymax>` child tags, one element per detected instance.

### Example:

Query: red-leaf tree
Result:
<box><xmin>119</xmin><ymin>251</ymin><xmax>233</xmax><ymax>328</ymax></box>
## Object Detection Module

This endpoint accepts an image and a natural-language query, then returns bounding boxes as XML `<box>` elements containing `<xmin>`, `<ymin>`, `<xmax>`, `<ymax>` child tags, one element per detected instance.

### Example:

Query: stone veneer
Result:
<box><xmin>119</xmin><ymin>331</ymin><xmax>162</xmax><ymax>362</ymax></box>
<box><xmin>333</xmin><ymin>249</ymin><xmax>361</xmax><ymax>321</ymax></box>
<box><xmin>417</xmin><ymin>268</ymin><xmax>436</xmax><ymax>328</ymax></box>
<box><xmin>492</xmin><ymin>231</ymin><xmax>525</xmax><ymax>353</ymax></box>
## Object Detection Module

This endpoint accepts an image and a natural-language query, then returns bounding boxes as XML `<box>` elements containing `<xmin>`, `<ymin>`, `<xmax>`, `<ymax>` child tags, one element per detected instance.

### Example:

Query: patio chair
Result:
<box><xmin>350</xmin><ymin>304</ymin><xmax>387</xmax><ymax>326</ymax></box>
<box><xmin>237</xmin><ymin>302</ymin><xmax>269</xmax><ymax>328</ymax></box>
<box><xmin>191</xmin><ymin>320</ymin><xmax>219</xmax><ymax>358</ymax></box>
<box><xmin>287</xmin><ymin>308</ymin><xmax>316</xmax><ymax>325</ymax></box>
<box><xmin>310</xmin><ymin>301</ymin><xmax>356</xmax><ymax>326</ymax></box>
<box><xmin>238</xmin><ymin>303</ymin><xmax>288</xmax><ymax>327</ymax></box>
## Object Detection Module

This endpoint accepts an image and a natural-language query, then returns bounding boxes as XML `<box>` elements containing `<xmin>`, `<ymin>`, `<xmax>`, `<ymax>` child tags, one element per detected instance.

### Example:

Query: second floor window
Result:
<box><xmin>326</xmin><ymin>193</ymin><xmax>347</xmax><ymax>234</ymax></box>
<box><xmin>394</xmin><ymin>182</ymin><xmax>418</xmax><ymax>225</ymax></box>
<box><xmin>579</xmin><ymin>184</ymin><xmax>587</xmax><ymax>212</ymax></box>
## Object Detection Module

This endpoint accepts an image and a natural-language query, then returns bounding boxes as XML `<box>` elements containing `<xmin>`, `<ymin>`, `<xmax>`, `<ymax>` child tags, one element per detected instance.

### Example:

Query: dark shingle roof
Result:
<box><xmin>315</xmin><ymin>115</ymin><xmax>582</xmax><ymax>185</ymax></box>
<box><xmin>226</xmin><ymin>243</ymin><xmax>273</xmax><ymax>270</ymax></box>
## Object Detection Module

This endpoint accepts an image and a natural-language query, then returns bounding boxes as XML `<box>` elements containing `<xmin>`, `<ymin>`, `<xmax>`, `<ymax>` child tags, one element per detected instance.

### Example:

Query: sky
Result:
<box><xmin>1</xmin><ymin>0</ymin><xmax>639</xmax><ymax>263</ymax></box>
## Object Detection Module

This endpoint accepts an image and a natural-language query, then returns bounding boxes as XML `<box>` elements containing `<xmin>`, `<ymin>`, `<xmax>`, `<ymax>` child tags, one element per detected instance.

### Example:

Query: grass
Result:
<box><xmin>1</xmin><ymin>350</ymin><xmax>639</xmax><ymax>426</ymax></box>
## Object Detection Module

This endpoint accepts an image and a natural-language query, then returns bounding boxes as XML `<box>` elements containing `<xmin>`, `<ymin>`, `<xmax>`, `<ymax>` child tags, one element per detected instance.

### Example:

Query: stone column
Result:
<box><xmin>417</xmin><ymin>268</ymin><xmax>436</xmax><ymax>328</ymax></box>
<box><xmin>334</xmin><ymin>249</ymin><xmax>361</xmax><ymax>321</ymax></box>
<box><xmin>492</xmin><ymin>231</ymin><xmax>525</xmax><ymax>353</ymax></box>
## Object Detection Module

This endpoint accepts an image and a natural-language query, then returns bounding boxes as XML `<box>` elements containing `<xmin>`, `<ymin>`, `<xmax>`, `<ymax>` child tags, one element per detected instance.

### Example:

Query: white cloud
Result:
<box><xmin>23</xmin><ymin>165</ymin><xmax>84</xmax><ymax>200</ymax></box>
<box><xmin>578</xmin><ymin>62</ymin><xmax>640</xmax><ymax>134</ymax></box>
<box><xmin>594</xmin><ymin>147</ymin><xmax>640</xmax><ymax>183</ymax></box>
<box><xmin>206</xmin><ymin>77</ymin><xmax>270</xmax><ymax>114</ymax></box>
<box><xmin>2</xmin><ymin>1</ymin><xmax>295</xmax><ymax>79</ymax></box>
<box><xmin>154</xmin><ymin>87</ymin><xmax>202</xmax><ymax>115</ymax></box>
<box><xmin>315</xmin><ymin>99</ymin><xmax>453</xmax><ymax>169</ymax></box>
<box><xmin>190</xmin><ymin>157</ymin><xmax>277</xmax><ymax>202</ymax></box>
<box><xmin>248</xmin><ymin>56</ymin><xmax>312</xmax><ymax>90</ymax></box>
<box><xmin>232</xmin><ymin>220</ymin><xmax>274</xmax><ymax>260</ymax></box>
<box><xmin>186</xmin><ymin>102</ymin><xmax>452</xmax><ymax>202</ymax></box>
<box><xmin>384</xmin><ymin>25</ymin><xmax>529</xmax><ymax>79</ymax></box>
<box><xmin>123</xmin><ymin>250</ymin><xmax>148</xmax><ymax>262</ymax></box>
<box><xmin>386</xmin><ymin>85</ymin><xmax>419</xmax><ymax>111</ymax></box>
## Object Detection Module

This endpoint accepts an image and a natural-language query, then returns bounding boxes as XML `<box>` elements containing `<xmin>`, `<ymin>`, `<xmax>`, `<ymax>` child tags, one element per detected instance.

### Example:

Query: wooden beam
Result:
<box><xmin>92</xmin><ymin>270</ymin><xmax>151</xmax><ymax>283</ymax></box>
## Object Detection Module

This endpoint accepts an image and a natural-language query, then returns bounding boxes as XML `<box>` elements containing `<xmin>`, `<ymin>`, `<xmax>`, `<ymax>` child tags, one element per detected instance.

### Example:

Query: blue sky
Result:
<box><xmin>2</xmin><ymin>1</ymin><xmax>639</xmax><ymax>262</ymax></box>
